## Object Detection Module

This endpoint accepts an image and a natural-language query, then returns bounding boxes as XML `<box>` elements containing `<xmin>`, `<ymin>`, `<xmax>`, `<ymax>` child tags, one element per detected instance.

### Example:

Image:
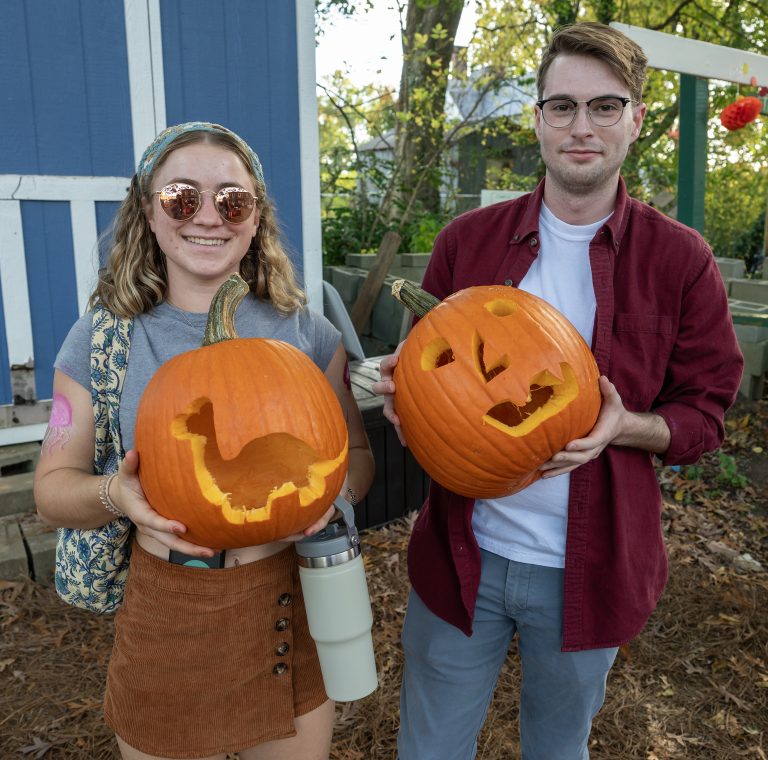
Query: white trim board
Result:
<box><xmin>0</xmin><ymin>423</ymin><xmax>47</xmax><ymax>447</ymax></box>
<box><xmin>611</xmin><ymin>23</ymin><xmax>768</xmax><ymax>85</ymax></box>
<box><xmin>124</xmin><ymin>0</ymin><xmax>167</xmax><ymax>168</ymax></box>
<box><xmin>296</xmin><ymin>0</ymin><xmax>324</xmax><ymax>314</ymax></box>
<box><xmin>0</xmin><ymin>175</ymin><xmax>130</xmax><ymax>201</ymax></box>
<box><xmin>69</xmin><ymin>201</ymin><xmax>101</xmax><ymax>312</ymax></box>
<box><xmin>0</xmin><ymin>200</ymin><xmax>33</xmax><ymax>366</ymax></box>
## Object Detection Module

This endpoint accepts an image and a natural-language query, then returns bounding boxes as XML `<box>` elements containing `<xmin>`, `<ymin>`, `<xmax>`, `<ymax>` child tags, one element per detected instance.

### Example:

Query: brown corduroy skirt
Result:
<box><xmin>103</xmin><ymin>541</ymin><xmax>328</xmax><ymax>758</ymax></box>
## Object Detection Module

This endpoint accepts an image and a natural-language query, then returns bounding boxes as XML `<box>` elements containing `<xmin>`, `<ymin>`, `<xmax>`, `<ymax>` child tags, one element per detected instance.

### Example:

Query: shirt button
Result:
<box><xmin>275</xmin><ymin>641</ymin><xmax>290</xmax><ymax>656</ymax></box>
<box><xmin>278</xmin><ymin>593</ymin><xmax>293</xmax><ymax>607</ymax></box>
<box><xmin>530</xmin><ymin>237</ymin><xmax>539</xmax><ymax>247</ymax></box>
<box><xmin>275</xmin><ymin>617</ymin><xmax>290</xmax><ymax>632</ymax></box>
<box><xmin>504</xmin><ymin>279</ymin><xmax>513</xmax><ymax>287</ymax></box>
<box><xmin>512</xmin><ymin>234</ymin><xmax>520</xmax><ymax>241</ymax></box>
<box><xmin>273</xmin><ymin>662</ymin><xmax>288</xmax><ymax>676</ymax></box>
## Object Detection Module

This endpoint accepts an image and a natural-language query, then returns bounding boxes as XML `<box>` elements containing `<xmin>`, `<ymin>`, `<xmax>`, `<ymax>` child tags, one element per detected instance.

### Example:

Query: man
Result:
<box><xmin>373</xmin><ymin>21</ymin><xmax>743</xmax><ymax>760</ymax></box>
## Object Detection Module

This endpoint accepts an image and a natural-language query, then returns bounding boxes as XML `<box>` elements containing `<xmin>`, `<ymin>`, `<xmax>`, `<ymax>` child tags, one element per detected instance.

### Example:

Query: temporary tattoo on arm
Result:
<box><xmin>42</xmin><ymin>392</ymin><xmax>73</xmax><ymax>455</ymax></box>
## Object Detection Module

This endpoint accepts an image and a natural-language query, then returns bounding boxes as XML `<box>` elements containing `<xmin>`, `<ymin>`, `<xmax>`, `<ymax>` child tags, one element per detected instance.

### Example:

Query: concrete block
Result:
<box><xmin>372</xmin><ymin>279</ymin><xmax>408</xmax><ymax>347</ymax></box>
<box><xmin>739</xmin><ymin>372</ymin><xmax>765</xmax><ymax>401</ymax></box>
<box><xmin>715</xmin><ymin>257</ymin><xmax>746</xmax><ymax>281</ymax></box>
<box><xmin>729</xmin><ymin>300</ymin><xmax>768</xmax><ymax>342</ymax></box>
<box><xmin>20</xmin><ymin>517</ymin><xmax>56</xmax><ymax>584</ymax></box>
<box><xmin>0</xmin><ymin>471</ymin><xmax>35</xmax><ymax>517</ymax></box>
<box><xmin>0</xmin><ymin>441</ymin><xmax>40</xmax><ymax>474</ymax></box>
<box><xmin>730</xmin><ymin>279</ymin><xmax>768</xmax><ymax>305</ymax></box>
<box><xmin>345</xmin><ymin>253</ymin><xmax>379</xmax><ymax>270</ymax></box>
<box><xmin>0</xmin><ymin>517</ymin><xmax>29</xmax><ymax>580</ymax></box>
<box><xmin>741</xmin><ymin>340</ymin><xmax>768</xmax><ymax>375</ymax></box>
<box><xmin>328</xmin><ymin>267</ymin><xmax>363</xmax><ymax>306</ymax></box>
<box><xmin>735</xmin><ymin>324</ymin><xmax>768</xmax><ymax>342</ymax></box>
<box><xmin>400</xmin><ymin>253</ymin><xmax>431</xmax><ymax>268</ymax></box>
<box><xmin>390</xmin><ymin>265</ymin><xmax>427</xmax><ymax>283</ymax></box>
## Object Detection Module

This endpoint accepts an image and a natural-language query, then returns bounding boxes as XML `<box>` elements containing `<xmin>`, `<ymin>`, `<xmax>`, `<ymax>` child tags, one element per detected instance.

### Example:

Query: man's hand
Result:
<box><xmin>539</xmin><ymin>376</ymin><xmax>670</xmax><ymax>479</ymax></box>
<box><xmin>371</xmin><ymin>343</ymin><xmax>407</xmax><ymax>446</ymax></box>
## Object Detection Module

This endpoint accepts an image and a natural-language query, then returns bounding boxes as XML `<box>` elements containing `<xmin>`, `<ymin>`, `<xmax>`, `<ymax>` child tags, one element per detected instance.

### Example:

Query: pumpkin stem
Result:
<box><xmin>202</xmin><ymin>274</ymin><xmax>250</xmax><ymax>346</ymax></box>
<box><xmin>391</xmin><ymin>279</ymin><xmax>441</xmax><ymax>318</ymax></box>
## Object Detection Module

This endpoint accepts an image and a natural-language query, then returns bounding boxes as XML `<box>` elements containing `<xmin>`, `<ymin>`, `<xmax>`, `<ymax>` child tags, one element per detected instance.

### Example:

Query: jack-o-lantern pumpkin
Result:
<box><xmin>392</xmin><ymin>281</ymin><xmax>600</xmax><ymax>498</ymax></box>
<box><xmin>135</xmin><ymin>275</ymin><xmax>348</xmax><ymax>549</ymax></box>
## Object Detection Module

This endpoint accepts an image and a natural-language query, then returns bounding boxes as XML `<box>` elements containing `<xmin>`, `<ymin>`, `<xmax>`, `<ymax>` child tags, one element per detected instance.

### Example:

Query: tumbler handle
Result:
<box><xmin>333</xmin><ymin>495</ymin><xmax>360</xmax><ymax>548</ymax></box>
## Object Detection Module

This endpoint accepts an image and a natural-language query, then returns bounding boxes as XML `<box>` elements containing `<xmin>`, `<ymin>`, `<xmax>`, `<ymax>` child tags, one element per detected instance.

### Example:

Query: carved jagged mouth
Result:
<box><xmin>483</xmin><ymin>364</ymin><xmax>579</xmax><ymax>437</ymax></box>
<box><xmin>486</xmin><ymin>384</ymin><xmax>555</xmax><ymax>427</ymax></box>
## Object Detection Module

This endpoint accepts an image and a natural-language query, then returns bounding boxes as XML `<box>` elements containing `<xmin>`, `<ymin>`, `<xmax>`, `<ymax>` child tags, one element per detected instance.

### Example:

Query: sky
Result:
<box><xmin>314</xmin><ymin>2</ymin><xmax>479</xmax><ymax>89</ymax></box>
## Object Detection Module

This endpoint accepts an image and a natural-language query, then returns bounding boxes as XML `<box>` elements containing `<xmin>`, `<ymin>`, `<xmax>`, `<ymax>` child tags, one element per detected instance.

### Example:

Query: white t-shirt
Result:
<box><xmin>471</xmin><ymin>203</ymin><xmax>609</xmax><ymax>568</ymax></box>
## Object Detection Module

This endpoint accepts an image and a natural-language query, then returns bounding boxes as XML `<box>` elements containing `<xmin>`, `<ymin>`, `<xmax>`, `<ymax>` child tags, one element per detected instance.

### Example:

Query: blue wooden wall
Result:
<box><xmin>0</xmin><ymin>0</ymin><xmax>307</xmax><ymax>404</ymax></box>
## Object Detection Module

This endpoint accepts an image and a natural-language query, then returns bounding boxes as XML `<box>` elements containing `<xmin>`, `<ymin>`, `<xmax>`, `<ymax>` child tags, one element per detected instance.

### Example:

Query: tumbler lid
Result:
<box><xmin>295</xmin><ymin>496</ymin><xmax>361</xmax><ymax>567</ymax></box>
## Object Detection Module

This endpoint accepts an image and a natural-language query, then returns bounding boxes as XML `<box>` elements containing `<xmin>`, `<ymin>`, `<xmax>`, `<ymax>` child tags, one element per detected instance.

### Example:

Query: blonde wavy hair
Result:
<box><xmin>89</xmin><ymin>129</ymin><xmax>306</xmax><ymax>318</ymax></box>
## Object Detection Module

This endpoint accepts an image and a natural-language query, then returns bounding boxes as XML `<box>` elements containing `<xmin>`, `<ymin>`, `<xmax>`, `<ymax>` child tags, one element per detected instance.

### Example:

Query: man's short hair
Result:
<box><xmin>537</xmin><ymin>22</ymin><xmax>648</xmax><ymax>102</ymax></box>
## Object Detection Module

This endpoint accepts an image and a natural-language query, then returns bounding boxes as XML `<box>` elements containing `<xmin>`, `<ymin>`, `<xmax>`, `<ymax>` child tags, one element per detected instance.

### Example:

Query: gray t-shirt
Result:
<box><xmin>55</xmin><ymin>298</ymin><xmax>342</xmax><ymax>453</ymax></box>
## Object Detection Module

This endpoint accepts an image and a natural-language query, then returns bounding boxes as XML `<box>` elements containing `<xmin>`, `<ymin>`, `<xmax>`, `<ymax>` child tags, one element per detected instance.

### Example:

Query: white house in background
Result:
<box><xmin>356</xmin><ymin>68</ymin><xmax>538</xmax><ymax>211</ymax></box>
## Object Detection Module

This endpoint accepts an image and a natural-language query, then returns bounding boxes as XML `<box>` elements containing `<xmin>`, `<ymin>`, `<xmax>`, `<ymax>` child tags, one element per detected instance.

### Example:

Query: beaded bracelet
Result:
<box><xmin>99</xmin><ymin>473</ymin><xmax>126</xmax><ymax>518</ymax></box>
<box><xmin>345</xmin><ymin>486</ymin><xmax>358</xmax><ymax>507</ymax></box>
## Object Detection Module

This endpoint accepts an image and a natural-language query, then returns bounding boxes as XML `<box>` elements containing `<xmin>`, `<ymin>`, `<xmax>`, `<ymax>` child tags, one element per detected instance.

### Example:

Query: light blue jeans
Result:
<box><xmin>397</xmin><ymin>549</ymin><xmax>618</xmax><ymax>760</ymax></box>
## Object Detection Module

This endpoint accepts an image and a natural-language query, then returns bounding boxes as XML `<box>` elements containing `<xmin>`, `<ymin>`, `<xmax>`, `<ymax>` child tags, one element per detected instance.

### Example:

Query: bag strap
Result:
<box><xmin>91</xmin><ymin>307</ymin><xmax>133</xmax><ymax>474</ymax></box>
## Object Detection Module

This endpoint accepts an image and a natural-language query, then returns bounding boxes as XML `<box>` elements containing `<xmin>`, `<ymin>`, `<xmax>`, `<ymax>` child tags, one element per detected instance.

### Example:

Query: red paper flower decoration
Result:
<box><xmin>720</xmin><ymin>96</ymin><xmax>762</xmax><ymax>131</ymax></box>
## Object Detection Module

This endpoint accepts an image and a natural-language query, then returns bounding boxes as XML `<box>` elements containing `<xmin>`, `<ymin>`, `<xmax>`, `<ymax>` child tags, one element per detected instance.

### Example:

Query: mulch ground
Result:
<box><xmin>2</xmin><ymin>399</ymin><xmax>767</xmax><ymax>759</ymax></box>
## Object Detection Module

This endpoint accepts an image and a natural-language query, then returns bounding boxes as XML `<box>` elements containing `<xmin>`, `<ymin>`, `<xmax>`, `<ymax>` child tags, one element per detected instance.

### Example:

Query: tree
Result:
<box><xmin>387</xmin><ymin>0</ymin><xmax>465</xmax><ymax>221</ymax></box>
<box><xmin>470</xmin><ymin>0</ymin><xmax>768</xmax><ymax>263</ymax></box>
<box><xmin>317</xmin><ymin>0</ymin><xmax>768</xmax><ymax>266</ymax></box>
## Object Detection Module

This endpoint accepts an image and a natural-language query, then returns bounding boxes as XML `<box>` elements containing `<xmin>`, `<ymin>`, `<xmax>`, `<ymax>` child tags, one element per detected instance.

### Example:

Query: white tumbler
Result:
<box><xmin>295</xmin><ymin>498</ymin><xmax>378</xmax><ymax>702</ymax></box>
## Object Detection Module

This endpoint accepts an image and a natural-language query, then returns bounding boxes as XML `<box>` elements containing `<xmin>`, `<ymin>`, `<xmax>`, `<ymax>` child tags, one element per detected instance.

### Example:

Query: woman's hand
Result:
<box><xmin>281</xmin><ymin>502</ymin><xmax>338</xmax><ymax>543</ymax></box>
<box><xmin>114</xmin><ymin>450</ymin><xmax>217</xmax><ymax>558</ymax></box>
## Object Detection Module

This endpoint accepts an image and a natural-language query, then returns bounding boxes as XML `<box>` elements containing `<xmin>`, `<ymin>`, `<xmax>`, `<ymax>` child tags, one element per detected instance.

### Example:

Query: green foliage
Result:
<box><xmin>715</xmin><ymin>453</ymin><xmax>749</xmax><ymax>490</ymax></box>
<box><xmin>406</xmin><ymin>213</ymin><xmax>448</xmax><ymax>252</ymax></box>
<box><xmin>733</xmin><ymin>213</ymin><xmax>766</xmax><ymax>277</ymax></box>
<box><xmin>677</xmin><ymin>452</ymin><xmax>750</xmax><ymax>499</ymax></box>
<box><xmin>317</xmin><ymin>0</ymin><xmax>768</xmax><ymax>268</ymax></box>
<box><xmin>315</xmin><ymin>0</ymin><xmax>373</xmax><ymax>35</ymax></box>
<box><xmin>321</xmin><ymin>202</ymin><xmax>394</xmax><ymax>265</ymax></box>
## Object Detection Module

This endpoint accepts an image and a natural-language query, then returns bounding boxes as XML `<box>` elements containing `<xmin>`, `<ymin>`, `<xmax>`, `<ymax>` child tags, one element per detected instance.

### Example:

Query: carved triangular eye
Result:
<box><xmin>421</xmin><ymin>337</ymin><xmax>455</xmax><ymax>371</ymax></box>
<box><xmin>473</xmin><ymin>331</ymin><xmax>509</xmax><ymax>383</ymax></box>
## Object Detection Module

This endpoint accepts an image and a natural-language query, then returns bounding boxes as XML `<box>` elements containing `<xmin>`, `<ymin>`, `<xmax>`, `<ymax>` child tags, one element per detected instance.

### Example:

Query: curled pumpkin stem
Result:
<box><xmin>203</xmin><ymin>274</ymin><xmax>250</xmax><ymax>346</ymax></box>
<box><xmin>391</xmin><ymin>279</ymin><xmax>441</xmax><ymax>319</ymax></box>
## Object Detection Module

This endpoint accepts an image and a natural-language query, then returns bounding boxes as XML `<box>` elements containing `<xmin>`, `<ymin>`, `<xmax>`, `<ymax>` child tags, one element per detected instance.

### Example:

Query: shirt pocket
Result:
<box><xmin>610</xmin><ymin>314</ymin><xmax>674</xmax><ymax>409</ymax></box>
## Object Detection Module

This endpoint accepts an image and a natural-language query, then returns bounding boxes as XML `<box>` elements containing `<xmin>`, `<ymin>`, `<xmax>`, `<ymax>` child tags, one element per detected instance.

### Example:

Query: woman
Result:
<box><xmin>34</xmin><ymin>122</ymin><xmax>375</xmax><ymax>760</ymax></box>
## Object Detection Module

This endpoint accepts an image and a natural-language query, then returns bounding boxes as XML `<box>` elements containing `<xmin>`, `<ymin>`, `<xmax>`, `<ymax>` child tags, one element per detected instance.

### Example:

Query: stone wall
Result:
<box><xmin>323</xmin><ymin>253</ymin><xmax>430</xmax><ymax>355</ymax></box>
<box><xmin>716</xmin><ymin>257</ymin><xmax>768</xmax><ymax>401</ymax></box>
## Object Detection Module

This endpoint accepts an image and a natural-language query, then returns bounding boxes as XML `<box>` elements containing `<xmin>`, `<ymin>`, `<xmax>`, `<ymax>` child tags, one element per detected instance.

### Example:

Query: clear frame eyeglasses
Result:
<box><xmin>536</xmin><ymin>96</ymin><xmax>635</xmax><ymax>128</ymax></box>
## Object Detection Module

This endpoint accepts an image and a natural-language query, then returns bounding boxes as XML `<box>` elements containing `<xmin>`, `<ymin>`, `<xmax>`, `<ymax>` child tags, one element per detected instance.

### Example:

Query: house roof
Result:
<box><xmin>446</xmin><ymin>69</ymin><xmax>537</xmax><ymax>123</ymax></box>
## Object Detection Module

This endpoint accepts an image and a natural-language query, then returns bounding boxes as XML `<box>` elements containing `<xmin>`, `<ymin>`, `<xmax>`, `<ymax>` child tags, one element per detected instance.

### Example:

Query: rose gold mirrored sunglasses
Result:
<box><xmin>153</xmin><ymin>182</ymin><xmax>257</xmax><ymax>224</ymax></box>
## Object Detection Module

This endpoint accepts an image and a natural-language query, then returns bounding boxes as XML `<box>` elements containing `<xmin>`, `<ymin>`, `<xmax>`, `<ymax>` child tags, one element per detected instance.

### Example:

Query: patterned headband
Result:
<box><xmin>136</xmin><ymin>122</ymin><xmax>265</xmax><ymax>187</ymax></box>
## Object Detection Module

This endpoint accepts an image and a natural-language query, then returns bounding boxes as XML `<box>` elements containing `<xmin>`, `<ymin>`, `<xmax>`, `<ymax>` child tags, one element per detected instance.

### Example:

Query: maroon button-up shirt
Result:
<box><xmin>407</xmin><ymin>178</ymin><xmax>743</xmax><ymax>651</ymax></box>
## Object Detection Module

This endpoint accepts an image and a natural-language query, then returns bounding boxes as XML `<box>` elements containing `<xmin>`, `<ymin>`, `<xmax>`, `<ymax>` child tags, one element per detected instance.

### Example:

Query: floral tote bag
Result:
<box><xmin>54</xmin><ymin>307</ymin><xmax>133</xmax><ymax>613</ymax></box>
